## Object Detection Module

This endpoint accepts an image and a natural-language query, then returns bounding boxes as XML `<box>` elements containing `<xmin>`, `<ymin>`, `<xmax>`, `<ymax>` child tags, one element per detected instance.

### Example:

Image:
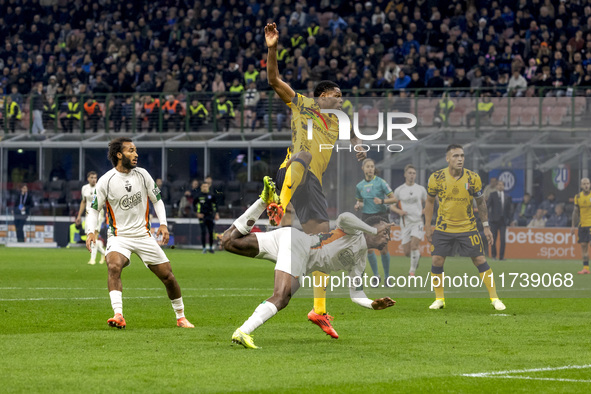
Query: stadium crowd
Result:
<box><xmin>3</xmin><ymin>0</ymin><xmax>591</xmax><ymax>133</ymax></box>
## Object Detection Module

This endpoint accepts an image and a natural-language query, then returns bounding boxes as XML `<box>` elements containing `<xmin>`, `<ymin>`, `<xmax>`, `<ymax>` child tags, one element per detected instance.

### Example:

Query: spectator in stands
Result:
<box><xmin>43</xmin><ymin>97</ymin><xmax>58</xmax><ymax>130</ymax></box>
<box><xmin>394</xmin><ymin>70</ymin><xmax>411</xmax><ymax>91</ymax></box>
<box><xmin>162</xmin><ymin>95</ymin><xmax>184</xmax><ymax>132</ymax></box>
<box><xmin>483</xmin><ymin>178</ymin><xmax>498</xmax><ymax>200</ymax></box>
<box><xmin>31</xmin><ymin>82</ymin><xmax>45</xmax><ymax>134</ymax></box>
<box><xmin>61</xmin><ymin>96</ymin><xmax>81</xmax><ymax>133</ymax></box>
<box><xmin>513</xmin><ymin>193</ymin><xmax>536</xmax><ymax>227</ymax></box>
<box><xmin>13</xmin><ymin>184</ymin><xmax>34</xmax><ymax>243</ymax></box>
<box><xmin>83</xmin><ymin>97</ymin><xmax>102</xmax><ymax>133</ymax></box>
<box><xmin>466</xmin><ymin>93</ymin><xmax>495</xmax><ymax>127</ymax></box>
<box><xmin>188</xmin><ymin>98</ymin><xmax>209</xmax><ymax>131</ymax></box>
<box><xmin>243</xmin><ymin>82</ymin><xmax>260</xmax><ymax>131</ymax></box>
<box><xmin>433</xmin><ymin>93</ymin><xmax>455</xmax><ymax>127</ymax></box>
<box><xmin>546</xmin><ymin>204</ymin><xmax>568</xmax><ymax>227</ymax></box>
<box><xmin>528</xmin><ymin>209</ymin><xmax>548</xmax><ymax>228</ymax></box>
<box><xmin>141</xmin><ymin>95</ymin><xmax>160</xmax><ymax>132</ymax></box>
<box><xmin>507</xmin><ymin>68</ymin><xmax>528</xmax><ymax>97</ymax></box>
<box><xmin>178</xmin><ymin>190</ymin><xmax>194</xmax><ymax>218</ymax></box>
<box><xmin>121</xmin><ymin>96</ymin><xmax>135</xmax><ymax>132</ymax></box>
<box><xmin>156</xmin><ymin>178</ymin><xmax>170</xmax><ymax>205</ymax></box>
<box><xmin>539</xmin><ymin>193</ymin><xmax>557</xmax><ymax>218</ymax></box>
<box><xmin>4</xmin><ymin>96</ymin><xmax>22</xmax><ymax>133</ymax></box>
<box><xmin>215</xmin><ymin>94</ymin><xmax>235</xmax><ymax>132</ymax></box>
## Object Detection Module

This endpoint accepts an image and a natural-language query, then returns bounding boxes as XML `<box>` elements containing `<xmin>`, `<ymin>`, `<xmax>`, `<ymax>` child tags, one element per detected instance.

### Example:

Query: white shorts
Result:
<box><xmin>254</xmin><ymin>227</ymin><xmax>312</xmax><ymax>279</ymax></box>
<box><xmin>85</xmin><ymin>210</ymin><xmax>105</xmax><ymax>234</ymax></box>
<box><xmin>401</xmin><ymin>222</ymin><xmax>424</xmax><ymax>244</ymax></box>
<box><xmin>106</xmin><ymin>235</ymin><xmax>169</xmax><ymax>267</ymax></box>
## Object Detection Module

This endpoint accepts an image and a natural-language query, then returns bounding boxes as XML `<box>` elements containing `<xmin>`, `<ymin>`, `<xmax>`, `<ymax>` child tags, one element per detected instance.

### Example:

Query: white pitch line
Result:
<box><xmin>0</xmin><ymin>287</ymin><xmax>267</xmax><ymax>291</ymax></box>
<box><xmin>0</xmin><ymin>294</ymin><xmax>265</xmax><ymax>301</ymax></box>
<box><xmin>478</xmin><ymin>376</ymin><xmax>591</xmax><ymax>383</ymax></box>
<box><xmin>462</xmin><ymin>364</ymin><xmax>591</xmax><ymax>383</ymax></box>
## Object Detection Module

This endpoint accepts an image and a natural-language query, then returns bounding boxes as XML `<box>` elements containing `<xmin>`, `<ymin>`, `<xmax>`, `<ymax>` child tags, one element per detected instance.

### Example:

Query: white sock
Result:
<box><xmin>96</xmin><ymin>239</ymin><xmax>105</xmax><ymax>255</ymax></box>
<box><xmin>233</xmin><ymin>198</ymin><xmax>267</xmax><ymax>235</ymax></box>
<box><xmin>171</xmin><ymin>297</ymin><xmax>185</xmax><ymax>319</ymax></box>
<box><xmin>90</xmin><ymin>242</ymin><xmax>98</xmax><ymax>262</ymax></box>
<box><xmin>410</xmin><ymin>250</ymin><xmax>420</xmax><ymax>273</ymax></box>
<box><xmin>109</xmin><ymin>290</ymin><xmax>123</xmax><ymax>315</ymax></box>
<box><xmin>239</xmin><ymin>301</ymin><xmax>278</xmax><ymax>334</ymax></box>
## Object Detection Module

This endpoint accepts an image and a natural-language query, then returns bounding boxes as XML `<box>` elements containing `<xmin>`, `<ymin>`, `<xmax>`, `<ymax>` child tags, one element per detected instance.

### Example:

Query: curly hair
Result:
<box><xmin>108</xmin><ymin>137</ymin><xmax>132</xmax><ymax>167</ymax></box>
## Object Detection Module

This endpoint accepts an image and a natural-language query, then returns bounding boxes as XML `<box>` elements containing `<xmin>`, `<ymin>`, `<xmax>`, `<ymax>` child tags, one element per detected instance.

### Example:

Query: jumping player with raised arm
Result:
<box><xmin>264</xmin><ymin>22</ymin><xmax>366</xmax><ymax>339</ymax></box>
<box><xmin>424</xmin><ymin>144</ymin><xmax>505</xmax><ymax>311</ymax></box>
<box><xmin>223</xmin><ymin>177</ymin><xmax>395</xmax><ymax>349</ymax></box>
<box><xmin>85</xmin><ymin>137</ymin><xmax>194</xmax><ymax>329</ymax></box>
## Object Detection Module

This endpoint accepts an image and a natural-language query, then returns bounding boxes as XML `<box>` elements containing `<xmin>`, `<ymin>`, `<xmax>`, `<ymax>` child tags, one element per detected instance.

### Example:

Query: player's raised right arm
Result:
<box><xmin>265</xmin><ymin>23</ymin><xmax>295</xmax><ymax>104</ymax></box>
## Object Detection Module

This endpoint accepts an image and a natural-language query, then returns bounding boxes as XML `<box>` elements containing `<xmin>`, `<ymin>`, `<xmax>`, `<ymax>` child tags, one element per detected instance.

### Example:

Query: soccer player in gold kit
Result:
<box><xmin>424</xmin><ymin>144</ymin><xmax>506</xmax><ymax>310</ymax></box>
<box><xmin>264</xmin><ymin>22</ymin><xmax>365</xmax><ymax>338</ymax></box>
<box><xmin>571</xmin><ymin>177</ymin><xmax>591</xmax><ymax>274</ymax></box>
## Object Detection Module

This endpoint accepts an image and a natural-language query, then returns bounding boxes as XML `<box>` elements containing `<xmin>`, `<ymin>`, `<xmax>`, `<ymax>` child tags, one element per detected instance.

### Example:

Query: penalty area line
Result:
<box><xmin>462</xmin><ymin>364</ymin><xmax>591</xmax><ymax>383</ymax></box>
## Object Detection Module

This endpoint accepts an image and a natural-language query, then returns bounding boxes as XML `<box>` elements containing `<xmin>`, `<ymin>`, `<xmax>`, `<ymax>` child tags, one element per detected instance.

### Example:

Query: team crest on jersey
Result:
<box><xmin>125</xmin><ymin>180</ymin><xmax>132</xmax><ymax>192</ymax></box>
<box><xmin>365</xmin><ymin>186</ymin><xmax>372</xmax><ymax>193</ymax></box>
<box><xmin>452</xmin><ymin>186</ymin><xmax>459</xmax><ymax>195</ymax></box>
<box><xmin>338</xmin><ymin>249</ymin><xmax>355</xmax><ymax>268</ymax></box>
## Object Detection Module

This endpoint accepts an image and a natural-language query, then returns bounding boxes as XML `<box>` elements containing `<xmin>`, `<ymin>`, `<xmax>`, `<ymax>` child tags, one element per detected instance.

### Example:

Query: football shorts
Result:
<box><xmin>431</xmin><ymin>230</ymin><xmax>484</xmax><ymax>258</ymax></box>
<box><xmin>255</xmin><ymin>227</ymin><xmax>313</xmax><ymax>280</ymax></box>
<box><xmin>106</xmin><ymin>235</ymin><xmax>169</xmax><ymax>267</ymax></box>
<box><xmin>400</xmin><ymin>222</ymin><xmax>425</xmax><ymax>244</ymax></box>
<box><xmin>578</xmin><ymin>227</ymin><xmax>591</xmax><ymax>244</ymax></box>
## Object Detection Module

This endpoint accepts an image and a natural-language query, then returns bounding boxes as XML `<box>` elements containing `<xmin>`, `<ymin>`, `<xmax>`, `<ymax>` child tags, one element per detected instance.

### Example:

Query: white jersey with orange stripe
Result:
<box><xmin>90</xmin><ymin>167</ymin><xmax>162</xmax><ymax>238</ymax></box>
<box><xmin>307</xmin><ymin>213</ymin><xmax>377</xmax><ymax>280</ymax></box>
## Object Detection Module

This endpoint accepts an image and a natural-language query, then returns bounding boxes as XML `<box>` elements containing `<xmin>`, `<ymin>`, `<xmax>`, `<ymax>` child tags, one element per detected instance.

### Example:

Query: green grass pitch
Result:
<box><xmin>1</xmin><ymin>247</ymin><xmax>590</xmax><ymax>393</ymax></box>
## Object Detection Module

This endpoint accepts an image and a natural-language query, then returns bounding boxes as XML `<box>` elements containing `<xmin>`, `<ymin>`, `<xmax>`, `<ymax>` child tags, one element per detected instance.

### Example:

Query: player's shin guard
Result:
<box><xmin>239</xmin><ymin>301</ymin><xmax>278</xmax><ymax>335</ymax></box>
<box><xmin>431</xmin><ymin>266</ymin><xmax>444</xmax><ymax>300</ymax></box>
<box><xmin>312</xmin><ymin>271</ymin><xmax>329</xmax><ymax>315</ymax></box>
<box><xmin>279</xmin><ymin>159</ymin><xmax>306</xmax><ymax>208</ymax></box>
<box><xmin>381</xmin><ymin>252</ymin><xmax>391</xmax><ymax>279</ymax></box>
<box><xmin>109</xmin><ymin>290</ymin><xmax>123</xmax><ymax>315</ymax></box>
<box><xmin>233</xmin><ymin>199</ymin><xmax>267</xmax><ymax>235</ymax></box>
<box><xmin>478</xmin><ymin>263</ymin><xmax>498</xmax><ymax>299</ymax></box>
<box><xmin>410</xmin><ymin>250</ymin><xmax>420</xmax><ymax>273</ymax></box>
<box><xmin>171</xmin><ymin>297</ymin><xmax>185</xmax><ymax>319</ymax></box>
<box><xmin>367</xmin><ymin>252</ymin><xmax>380</xmax><ymax>277</ymax></box>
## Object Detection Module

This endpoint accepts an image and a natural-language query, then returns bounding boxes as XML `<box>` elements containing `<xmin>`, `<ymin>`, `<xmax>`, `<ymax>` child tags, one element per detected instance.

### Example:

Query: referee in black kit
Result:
<box><xmin>194</xmin><ymin>181</ymin><xmax>219</xmax><ymax>253</ymax></box>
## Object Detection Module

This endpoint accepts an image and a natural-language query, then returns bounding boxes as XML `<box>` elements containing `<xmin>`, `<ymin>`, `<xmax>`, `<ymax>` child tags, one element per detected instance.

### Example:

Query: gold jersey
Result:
<box><xmin>574</xmin><ymin>191</ymin><xmax>591</xmax><ymax>227</ymax></box>
<box><xmin>427</xmin><ymin>168</ymin><xmax>484</xmax><ymax>233</ymax></box>
<box><xmin>281</xmin><ymin>93</ymin><xmax>341</xmax><ymax>184</ymax></box>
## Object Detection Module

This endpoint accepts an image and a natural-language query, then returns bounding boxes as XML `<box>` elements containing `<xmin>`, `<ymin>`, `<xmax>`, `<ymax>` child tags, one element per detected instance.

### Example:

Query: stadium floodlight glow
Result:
<box><xmin>306</xmin><ymin>109</ymin><xmax>418</xmax><ymax>153</ymax></box>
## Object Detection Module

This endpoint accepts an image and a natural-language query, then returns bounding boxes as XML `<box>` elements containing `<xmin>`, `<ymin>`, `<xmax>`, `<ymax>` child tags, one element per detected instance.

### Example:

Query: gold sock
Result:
<box><xmin>479</xmin><ymin>268</ymin><xmax>498</xmax><ymax>299</ymax></box>
<box><xmin>279</xmin><ymin>160</ymin><xmax>306</xmax><ymax>208</ymax></box>
<box><xmin>312</xmin><ymin>271</ymin><xmax>328</xmax><ymax>314</ymax></box>
<box><xmin>431</xmin><ymin>272</ymin><xmax>445</xmax><ymax>300</ymax></box>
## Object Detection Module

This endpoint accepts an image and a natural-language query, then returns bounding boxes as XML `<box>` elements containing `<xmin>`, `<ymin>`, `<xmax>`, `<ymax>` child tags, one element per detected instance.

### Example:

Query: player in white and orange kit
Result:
<box><xmin>222</xmin><ymin>177</ymin><xmax>395</xmax><ymax>349</ymax></box>
<box><xmin>85</xmin><ymin>137</ymin><xmax>194</xmax><ymax>329</ymax></box>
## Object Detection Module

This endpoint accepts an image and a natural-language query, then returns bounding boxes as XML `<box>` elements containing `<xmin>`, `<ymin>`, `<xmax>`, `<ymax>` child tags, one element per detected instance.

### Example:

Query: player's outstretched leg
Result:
<box><xmin>233</xmin><ymin>270</ymin><xmax>299</xmax><ymax>349</ymax></box>
<box><xmin>262</xmin><ymin>176</ymin><xmax>284</xmax><ymax>226</ymax></box>
<box><xmin>149</xmin><ymin>262</ymin><xmax>195</xmax><ymax>328</ymax></box>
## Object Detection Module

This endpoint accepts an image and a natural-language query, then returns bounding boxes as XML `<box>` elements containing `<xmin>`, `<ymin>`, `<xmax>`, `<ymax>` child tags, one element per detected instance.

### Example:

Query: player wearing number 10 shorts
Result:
<box><xmin>424</xmin><ymin>144</ymin><xmax>506</xmax><ymax>311</ymax></box>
